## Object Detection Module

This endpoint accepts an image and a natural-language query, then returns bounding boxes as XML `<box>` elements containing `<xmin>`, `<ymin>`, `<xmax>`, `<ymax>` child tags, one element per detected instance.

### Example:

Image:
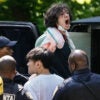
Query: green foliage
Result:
<box><xmin>0</xmin><ymin>0</ymin><xmax>100</xmax><ymax>34</ymax></box>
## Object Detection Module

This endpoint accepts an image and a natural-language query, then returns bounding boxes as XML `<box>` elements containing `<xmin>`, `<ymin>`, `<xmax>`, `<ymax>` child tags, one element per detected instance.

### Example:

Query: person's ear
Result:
<box><xmin>14</xmin><ymin>69</ymin><xmax>17</xmax><ymax>75</ymax></box>
<box><xmin>35</xmin><ymin>60</ymin><xmax>43</xmax><ymax>74</ymax></box>
<box><xmin>35</xmin><ymin>60</ymin><xmax>42</xmax><ymax>69</ymax></box>
<box><xmin>69</xmin><ymin>63</ymin><xmax>75</xmax><ymax>73</ymax></box>
<box><xmin>11</xmin><ymin>69</ymin><xmax>16</xmax><ymax>79</ymax></box>
<box><xmin>71</xmin><ymin>63</ymin><xmax>75</xmax><ymax>70</ymax></box>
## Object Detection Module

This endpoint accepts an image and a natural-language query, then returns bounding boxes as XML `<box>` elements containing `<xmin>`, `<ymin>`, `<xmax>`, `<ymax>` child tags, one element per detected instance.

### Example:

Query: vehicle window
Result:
<box><xmin>0</xmin><ymin>27</ymin><xmax>37</xmax><ymax>75</ymax></box>
<box><xmin>70</xmin><ymin>24</ymin><xmax>90</xmax><ymax>32</ymax></box>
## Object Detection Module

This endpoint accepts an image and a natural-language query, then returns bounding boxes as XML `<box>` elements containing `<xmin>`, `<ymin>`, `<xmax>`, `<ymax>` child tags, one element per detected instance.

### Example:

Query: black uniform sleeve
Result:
<box><xmin>52</xmin><ymin>88</ymin><xmax>64</xmax><ymax>100</ymax></box>
<box><xmin>16</xmin><ymin>89</ymin><xmax>33</xmax><ymax>100</ymax></box>
<box><xmin>22</xmin><ymin>91</ymin><xmax>33</xmax><ymax>100</ymax></box>
<box><xmin>14</xmin><ymin>72</ymin><xmax>28</xmax><ymax>85</ymax></box>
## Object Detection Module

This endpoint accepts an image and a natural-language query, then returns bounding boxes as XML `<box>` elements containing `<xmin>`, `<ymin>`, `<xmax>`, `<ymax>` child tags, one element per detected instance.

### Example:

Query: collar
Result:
<box><xmin>73</xmin><ymin>68</ymin><xmax>90</xmax><ymax>75</ymax></box>
<box><xmin>72</xmin><ymin>68</ymin><xmax>92</xmax><ymax>82</ymax></box>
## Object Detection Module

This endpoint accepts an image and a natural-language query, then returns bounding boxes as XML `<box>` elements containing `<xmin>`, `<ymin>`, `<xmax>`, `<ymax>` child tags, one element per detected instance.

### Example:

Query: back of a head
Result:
<box><xmin>26</xmin><ymin>47</ymin><xmax>53</xmax><ymax>69</ymax></box>
<box><xmin>0</xmin><ymin>55</ymin><xmax>16</xmax><ymax>76</ymax></box>
<box><xmin>68</xmin><ymin>49</ymin><xmax>89</xmax><ymax>70</ymax></box>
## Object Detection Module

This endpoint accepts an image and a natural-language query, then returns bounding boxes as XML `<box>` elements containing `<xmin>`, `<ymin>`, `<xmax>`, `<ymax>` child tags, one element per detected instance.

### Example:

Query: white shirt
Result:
<box><xmin>24</xmin><ymin>74</ymin><xmax>64</xmax><ymax>100</ymax></box>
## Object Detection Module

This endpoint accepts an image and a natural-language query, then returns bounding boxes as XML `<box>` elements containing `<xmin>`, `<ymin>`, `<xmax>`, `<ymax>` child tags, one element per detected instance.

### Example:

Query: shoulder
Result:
<box><xmin>14</xmin><ymin>72</ymin><xmax>28</xmax><ymax>85</ymax></box>
<box><xmin>91</xmin><ymin>73</ymin><xmax>100</xmax><ymax>81</ymax></box>
<box><xmin>64</xmin><ymin>77</ymin><xmax>73</xmax><ymax>84</ymax></box>
<box><xmin>92</xmin><ymin>73</ymin><xmax>100</xmax><ymax>77</ymax></box>
<box><xmin>35</xmin><ymin>32</ymin><xmax>47</xmax><ymax>47</ymax></box>
<box><xmin>53</xmin><ymin>78</ymin><xmax>72</xmax><ymax>98</ymax></box>
<box><xmin>53</xmin><ymin>74</ymin><xmax>64</xmax><ymax>81</ymax></box>
<box><xmin>57</xmin><ymin>77</ymin><xmax>73</xmax><ymax>90</ymax></box>
<box><xmin>24</xmin><ymin>75</ymin><xmax>41</xmax><ymax>89</ymax></box>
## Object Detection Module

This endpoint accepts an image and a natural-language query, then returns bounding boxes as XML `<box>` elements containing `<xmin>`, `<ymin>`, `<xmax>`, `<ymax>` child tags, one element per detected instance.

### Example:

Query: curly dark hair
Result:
<box><xmin>44</xmin><ymin>3</ymin><xmax>72</xmax><ymax>28</ymax></box>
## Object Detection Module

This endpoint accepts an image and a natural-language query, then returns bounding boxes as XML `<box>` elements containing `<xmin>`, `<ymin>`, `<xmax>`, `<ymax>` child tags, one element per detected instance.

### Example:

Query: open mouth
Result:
<box><xmin>65</xmin><ymin>20</ymin><xmax>70</xmax><ymax>25</ymax></box>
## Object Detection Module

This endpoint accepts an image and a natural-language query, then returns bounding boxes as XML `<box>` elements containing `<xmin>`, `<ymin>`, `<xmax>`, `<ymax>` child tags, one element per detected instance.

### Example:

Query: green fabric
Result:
<box><xmin>35</xmin><ymin>33</ymin><xmax>46</xmax><ymax>47</ymax></box>
<box><xmin>35</xmin><ymin>29</ymin><xmax>58</xmax><ymax>47</ymax></box>
<box><xmin>47</xmin><ymin>29</ymin><xmax>58</xmax><ymax>44</ymax></box>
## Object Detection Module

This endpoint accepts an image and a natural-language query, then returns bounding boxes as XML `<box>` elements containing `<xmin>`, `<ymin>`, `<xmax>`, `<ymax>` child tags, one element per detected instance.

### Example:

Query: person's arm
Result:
<box><xmin>21</xmin><ymin>90</ymin><xmax>33</xmax><ymax>100</ymax></box>
<box><xmin>52</xmin><ymin>87</ymin><xmax>64</xmax><ymax>100</ymax></box>
<box><xmin>14</xmin><ymin>71</ymin><xmax>29</xmax><ymax>85</ymax></box>
<box><xmin>24</xmin><ymin>80</ymin><xmax>39</xmax><ymax>100</ymax></box>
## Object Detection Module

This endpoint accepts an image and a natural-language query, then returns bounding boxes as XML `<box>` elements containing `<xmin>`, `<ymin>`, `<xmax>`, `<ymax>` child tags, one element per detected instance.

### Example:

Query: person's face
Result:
<box><xmin>27</xmin><ymin>59</ymin><xmax>38</xmax><ymax>75</ymax></box>
<box><xmin>57</xmin><ymin>9</ymin><xmax>70</xmax><ymax>30</ymax></box>
<box><xmin>0</xmin><ymin>46</ymin><xmax>14</xmax><ymax>57</ymax></box>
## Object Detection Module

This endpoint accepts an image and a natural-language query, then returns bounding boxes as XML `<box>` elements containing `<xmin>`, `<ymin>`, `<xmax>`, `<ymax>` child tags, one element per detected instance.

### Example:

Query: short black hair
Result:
<box><xmin>44</xmin><ymin>3</ymin><xmax>72</xmax><ymax>28</ymax></box>
<box><xmin>68</xmin><ymin>50</ymin><xmax>89</xmax><ymax>68</ymax></box>
<box><xmin>26</xmin><ymin>47</ymin><xmax>54</xmax><ymax>69</ymax></box>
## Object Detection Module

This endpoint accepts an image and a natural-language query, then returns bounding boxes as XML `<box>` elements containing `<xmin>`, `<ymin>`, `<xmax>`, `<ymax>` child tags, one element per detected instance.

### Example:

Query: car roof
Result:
<box><xmin>0</xmin><ymin>21</ymin><xmax>39</xmax><ymax>38</ymax></box>
<box><xmin>71</xmin><ymin>16</ymin><xmax>100</xmax><ymax>24</ymax></box>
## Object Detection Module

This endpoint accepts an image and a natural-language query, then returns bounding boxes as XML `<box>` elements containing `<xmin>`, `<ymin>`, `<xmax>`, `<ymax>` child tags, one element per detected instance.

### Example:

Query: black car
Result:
<box><xmin>0</xmin><ymin>21</ymin><xmax>39</xmax><ymax>75</ymax></box>
<box><xmin>70</xmin><ymin>16</ymin><xmax>100</xmax><ymax>74</ymax></box>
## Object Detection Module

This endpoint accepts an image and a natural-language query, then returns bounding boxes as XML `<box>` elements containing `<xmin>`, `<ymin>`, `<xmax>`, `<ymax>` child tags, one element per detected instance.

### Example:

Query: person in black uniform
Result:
<box><xmin>0</xmin><ymin>36</ymin><xmax>28</xmax><ymax>85</ymax></box>
<box><xmin>53</xmin><ymin>49</ymin><xmax>100</xmax><ymax>100</ymax></box>
<box><xmin>35</xmin><ymin>3</ymin><xmax>75</xmax><ymax>79</ymax></box>
<box><xmin>0</xmin><ymin>55</ymin><xmax>33</xmax><ymax>100</ymax></box>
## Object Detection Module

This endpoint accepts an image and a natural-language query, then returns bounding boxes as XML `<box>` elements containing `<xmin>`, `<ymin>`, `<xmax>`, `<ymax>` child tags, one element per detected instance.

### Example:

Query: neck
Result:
<box><xmin>0</xmin><ymin>72</ymin><xmax>15</xmax><ymax>80</ymax></box>
<box><xmin>57</xmin><ymin>25</ymin><xmax>66</xmax><ymax>33</ymax></box>
<box><xmin>38</xmin><ymin>68</ymin><xmax>50</xmax><ymax>75</ymax></box>
<box><xmin>58</xmin><ymin>30</ymin><xmax>66</xmax><ymax>35</ymax></box>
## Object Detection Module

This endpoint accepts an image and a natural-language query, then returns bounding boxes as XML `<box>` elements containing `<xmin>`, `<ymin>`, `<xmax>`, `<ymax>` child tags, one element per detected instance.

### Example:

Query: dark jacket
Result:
<box><xmin>53</xmin><ymin>68</ymin><xmax>100</xmax><ymax>100</ymax></box>
<box><xmin>1</xmin><ymin>78</ymin><xmax>33</xmax><ymax>100</ymax></box>
<box><xmin>14</xmin><ymin>72</ymin><xmax>29</xmax><ymax>86</ymax></box>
